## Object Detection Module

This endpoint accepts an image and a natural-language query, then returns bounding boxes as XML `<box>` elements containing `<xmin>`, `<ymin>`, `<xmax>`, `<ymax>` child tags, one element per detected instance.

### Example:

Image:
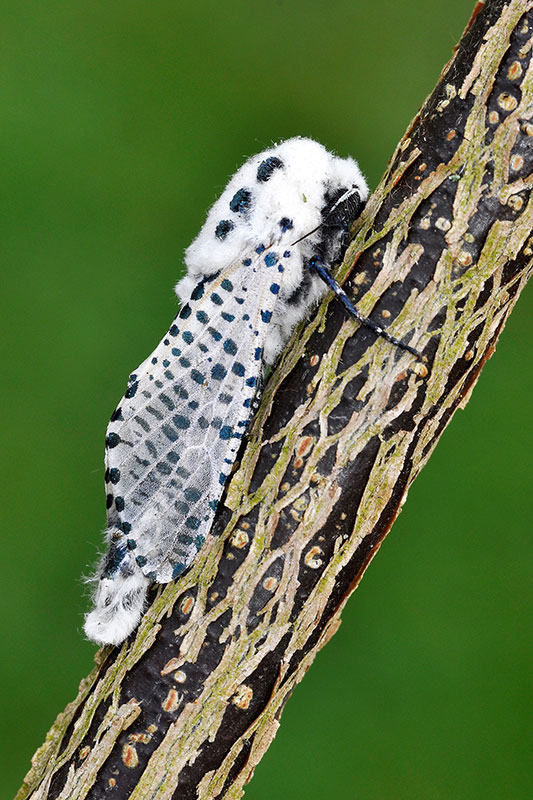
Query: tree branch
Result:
<box><xmin>18</xmin><ymin>1</ymin><xmax>533</xmax><ymax>797</ymax></box>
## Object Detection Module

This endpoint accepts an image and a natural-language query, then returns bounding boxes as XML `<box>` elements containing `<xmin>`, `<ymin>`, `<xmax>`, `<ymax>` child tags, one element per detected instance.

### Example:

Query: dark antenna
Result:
<box><xmin>292</xmin><ymin>187</ymin><xmax>424</xmax><ymax>360</ymax></box>
<box><xmin>308</xmin><ymin>257</ymin><xmax>423</xmax><ymax>359</ymax></box>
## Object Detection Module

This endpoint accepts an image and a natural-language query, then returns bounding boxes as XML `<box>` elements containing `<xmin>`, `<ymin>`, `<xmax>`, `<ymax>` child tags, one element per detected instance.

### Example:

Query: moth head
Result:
<box><xmin>315</xmin><ymin>182</ymin><xmax>367</xmax><ymax>267</ymax></box>
<box><xmin>180</xmin><ymin>137</ymin><xmax>369</xmax><ymax>304</ymax></box>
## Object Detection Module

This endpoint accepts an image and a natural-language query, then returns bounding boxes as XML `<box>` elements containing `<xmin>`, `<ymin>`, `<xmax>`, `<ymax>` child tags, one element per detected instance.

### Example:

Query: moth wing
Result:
<box><xmin>104</xmin><ymin>250</ymin><xmax>286</xmax><ymax>582</ymax></box>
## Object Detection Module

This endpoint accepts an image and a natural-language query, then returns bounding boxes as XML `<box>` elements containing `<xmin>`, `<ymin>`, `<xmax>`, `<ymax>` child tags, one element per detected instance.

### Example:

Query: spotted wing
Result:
<box><xmin>104</xmin><ymin>251</ymin><xmax>286</xmax><ymax>582</ymax></box>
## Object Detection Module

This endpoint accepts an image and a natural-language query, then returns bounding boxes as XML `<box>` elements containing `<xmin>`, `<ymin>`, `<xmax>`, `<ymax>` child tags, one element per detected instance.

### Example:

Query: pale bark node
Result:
<box><xmin>17</xmin><ymin>1</ymin><xmax>533</xmax><ymax>798</ymax></box>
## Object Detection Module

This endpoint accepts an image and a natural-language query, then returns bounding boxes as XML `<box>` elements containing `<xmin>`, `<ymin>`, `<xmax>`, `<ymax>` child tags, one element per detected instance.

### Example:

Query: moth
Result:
<box><xmin>84</xmin><ymin>136</ymin><xmax>420</xmax><ymax>645</ymax></box>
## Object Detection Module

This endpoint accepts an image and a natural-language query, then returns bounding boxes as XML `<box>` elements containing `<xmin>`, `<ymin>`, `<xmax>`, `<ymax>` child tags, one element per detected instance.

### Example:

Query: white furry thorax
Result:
<box><xmin>177</xmin><ymin>137</ymin><xmax>368</xmax><ymax>364</ymax></box>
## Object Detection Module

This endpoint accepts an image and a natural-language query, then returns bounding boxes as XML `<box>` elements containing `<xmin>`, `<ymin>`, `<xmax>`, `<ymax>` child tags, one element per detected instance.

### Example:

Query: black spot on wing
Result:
<box><xmin>232</xmin><ymin>362</ymin><xmax>245</xmax><ymax>377</ymax></box>
<box><xmin>211</xmin><ymin>363</ymin><xmax>227</xmax><ymax>380</ymax></box>
<box><xmin>105</xmin><ymin>467</ymin><xmax>121</xmax><ymax>484</ymax></box>
<box><xmin>106</xmin><ymin>432</ymin><xmax>121</xmax><ymax>448</ymax></box>
<box><xmin>125</xmin><ymin>381</ymin><xmax>138</xmax><ymax>399</ymax></box>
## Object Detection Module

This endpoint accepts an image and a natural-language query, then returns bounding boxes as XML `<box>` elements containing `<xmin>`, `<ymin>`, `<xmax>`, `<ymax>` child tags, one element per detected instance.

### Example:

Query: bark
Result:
<box><xmin>17</xmin><ymin>1</ymin><xmax>533</xmax><ymax>798</ymax></box>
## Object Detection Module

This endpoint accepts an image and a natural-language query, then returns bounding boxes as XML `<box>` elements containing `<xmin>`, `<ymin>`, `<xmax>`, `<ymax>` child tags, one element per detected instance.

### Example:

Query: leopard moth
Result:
<box><xmin>84</xmin><ymin>136</ymin><xmax>419</xmax><ymax>646</ymax></box>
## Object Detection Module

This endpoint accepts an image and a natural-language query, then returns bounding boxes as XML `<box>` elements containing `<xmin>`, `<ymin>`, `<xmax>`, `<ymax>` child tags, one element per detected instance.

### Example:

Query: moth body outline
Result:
<box><xmin>85</xmin><ymin>136</ymin><xmax>374</xmax><ymax>645</ymax></box>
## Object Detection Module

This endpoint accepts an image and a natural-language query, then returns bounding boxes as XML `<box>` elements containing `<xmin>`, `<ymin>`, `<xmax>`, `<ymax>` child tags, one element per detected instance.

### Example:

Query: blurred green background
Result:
<box><xmin>2</xmin><ymin>1</ymin><xmax>531</xmax><ymax>798</ymax></box>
